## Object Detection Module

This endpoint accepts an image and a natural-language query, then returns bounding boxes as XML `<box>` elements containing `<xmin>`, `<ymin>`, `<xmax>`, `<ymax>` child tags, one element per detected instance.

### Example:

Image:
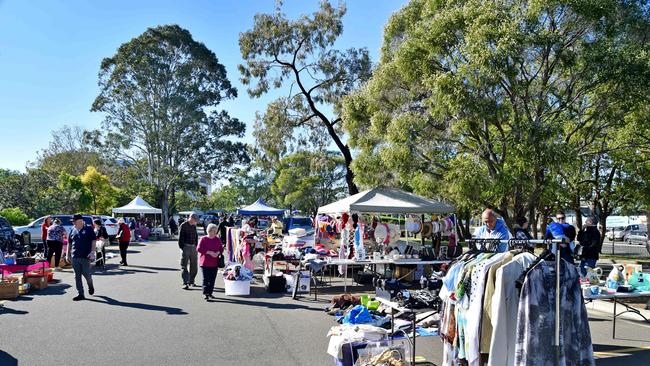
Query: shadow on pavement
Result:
<box><xmin>0</xmin><ymin>305</ymin><xmax>29</xmax><ymax>315</ymax></box>
<box><xmin>86</xmin><ymin>295</ymin><xmax>188</xmax><ymax>315</ymax></box>
<box><xmin>593</xmin><ymin>344</ymin><xmax>650</xmax><ymax>365</ymax></box>
<box><xmin>126</xmin><ymin>265</ymin><xmax>179</xmax><ymax>272</ymax></box>
<box><xmin>0</xmin><ymin>351</ymin><xmax>18</xmax><ymax>366</ymax></box>
<box><xmin>92</xmin><ymin>265</ymin><xmax>156</xmax><ymax>276</ymax></box>
<box><xmin>208</xmin><ymin>296</ymin><xmax>323</xmax><ymax>311</ymax></box>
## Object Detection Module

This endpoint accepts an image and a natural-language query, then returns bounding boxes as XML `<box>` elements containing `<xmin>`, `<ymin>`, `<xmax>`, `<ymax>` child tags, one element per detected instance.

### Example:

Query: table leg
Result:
<box><xmin>412</xmin><ymin>313</ymin><xmax>417</xmax><ymax>366</ymax></box>
<box><xmin>613</xmin><ymin>298</ymin><xmax>617</xmax><ymax>339</ymax></box>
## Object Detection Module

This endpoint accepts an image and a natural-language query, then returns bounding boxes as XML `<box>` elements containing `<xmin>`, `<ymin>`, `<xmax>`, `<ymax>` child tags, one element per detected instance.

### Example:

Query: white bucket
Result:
<box><xmin>224</xmin><ymin>279</ymin><xmax>251</xmax><ymax>296</ymax></box>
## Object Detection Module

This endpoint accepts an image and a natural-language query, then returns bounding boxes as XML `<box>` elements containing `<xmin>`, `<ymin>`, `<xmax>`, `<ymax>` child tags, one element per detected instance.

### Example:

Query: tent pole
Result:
<box><xmin>421</xmin><ymin>214</ymin><xmax>425</xmax><ymax>248</ymax></box>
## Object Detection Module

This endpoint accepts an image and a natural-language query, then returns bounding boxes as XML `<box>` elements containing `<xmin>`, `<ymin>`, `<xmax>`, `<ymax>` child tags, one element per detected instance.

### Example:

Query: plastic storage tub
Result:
<box><xmin>224</xmin><ymin>279</ymin><xmax>251</xmax><ymax>296</ymax></box>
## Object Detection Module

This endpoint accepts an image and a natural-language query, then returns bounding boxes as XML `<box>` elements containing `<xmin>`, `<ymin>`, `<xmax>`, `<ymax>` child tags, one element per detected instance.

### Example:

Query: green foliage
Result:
<box><xmin>239</xmin><ymin>1</ymin><xmax>371</xmax><ymax>194</ymax></box>
<box><xmin>343</xmin><ymin>0</ymin><xmax>650</xmax><ymax>226</ymax></box>
<box><xmin>271</xmin><ymin>150</ymin><xmax>346</xmax><ymax>213</ymax></box>
<box><xmin>80</xmin><ymin>166</ymin><xmax>119</xmax><ymax>214</ymax></box>
<box><xmin>0</xmin><ymin>207</ymin><xmax>30</xmax><ymax>226</ymax></box>
<box><xmin>91</xmin><ymin>24</ymin><xmax>249</xmax><ymax>225</ymax></box>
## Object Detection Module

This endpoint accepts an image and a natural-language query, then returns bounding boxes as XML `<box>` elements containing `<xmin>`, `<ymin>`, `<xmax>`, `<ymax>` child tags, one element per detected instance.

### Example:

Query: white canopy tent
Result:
<box><xmin>317</xmin><ymin>188</ymin><xmax>454</xmax><ymax>215</ymax></box>
<box><xmin>178</xmin><ymin>210</ymin><xmax>204</xmax><ymax>216</ymax></box>
<box><xmin>112</xmin><ymin>195</ymin><xmax>162</xmax><ymax>215</ymax></box>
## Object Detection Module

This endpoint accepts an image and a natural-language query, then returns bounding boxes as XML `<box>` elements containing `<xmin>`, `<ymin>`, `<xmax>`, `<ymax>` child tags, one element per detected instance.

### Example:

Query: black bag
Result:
<box><xmin>265</xmin><ymin>275</ymin><xmax>286</xmax><ymax>293</ymax></box>
<box><xmin>217</xmin><ymin>253</ymin><xmax>225</xmax><ymax>269</ymax></box>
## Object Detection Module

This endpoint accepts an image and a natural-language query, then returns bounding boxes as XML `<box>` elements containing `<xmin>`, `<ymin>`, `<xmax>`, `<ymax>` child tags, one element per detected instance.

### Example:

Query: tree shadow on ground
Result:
<box><xmin>593</xmin><ymin>344</ymin><xmax>650</xmax><ymax>365</ymax></box>
<box><xmin>86</xmin><ymin>295</ymin><xmax>187</xmax><ymax>315</ymax></box>
<box><xmin>0</xmin><ymin>351</ymin><xmax>18</xmax><ymax>366</ymax></box>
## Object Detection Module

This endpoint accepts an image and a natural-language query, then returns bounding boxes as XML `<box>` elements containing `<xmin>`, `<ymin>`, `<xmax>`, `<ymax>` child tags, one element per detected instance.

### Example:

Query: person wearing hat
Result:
<box><xmin>178</xmin><ymin>212</ymin><xmax>199</xmax><ymax>289</ymax></box>
<box><xmin>66</xmin><ymin>214</ymin><xmax>96</xmax><ymax>301</ymax></box>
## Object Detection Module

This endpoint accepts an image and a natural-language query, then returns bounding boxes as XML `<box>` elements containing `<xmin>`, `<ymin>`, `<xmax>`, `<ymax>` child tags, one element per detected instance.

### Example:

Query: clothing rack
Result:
<box><xmin>465</xmin><ymin>238</ymin><xmax>566</xmax><ymax>365</ymax></box>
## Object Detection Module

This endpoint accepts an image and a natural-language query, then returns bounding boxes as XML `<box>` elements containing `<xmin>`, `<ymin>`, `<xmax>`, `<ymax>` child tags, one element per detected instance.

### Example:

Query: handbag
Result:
<box><xmin>217</xmin><ymin>253</ymin><xmax>225</xmax><ymax>268</ymax></box>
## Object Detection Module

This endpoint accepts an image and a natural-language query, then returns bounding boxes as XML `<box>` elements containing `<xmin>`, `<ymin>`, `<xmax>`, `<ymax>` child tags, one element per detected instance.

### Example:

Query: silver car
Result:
<box><xmin>14</xmin><ymin>214</ymin><xmax>94</xmax><ymax>245</ymax></box>
<box><xmin>624</xmin><ymin>230</ymin><xmax>648</xmax><ymax>245</ymax></box>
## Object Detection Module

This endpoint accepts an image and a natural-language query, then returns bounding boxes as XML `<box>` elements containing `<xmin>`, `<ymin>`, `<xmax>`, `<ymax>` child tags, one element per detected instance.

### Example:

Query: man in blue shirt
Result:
<box><xmin>66</xmin><ymin>214</ymin><xmax>96</xmax><ymax>301</ymax></box>
<box><xmin>473</xmin><ymin>209</ymin><xmax>512</xmax><ymax>252</ymax></box>
<box><xmin>545</xmin><ymin>210</ymin><xmax>575</xmax><ymax>263</ymax></box>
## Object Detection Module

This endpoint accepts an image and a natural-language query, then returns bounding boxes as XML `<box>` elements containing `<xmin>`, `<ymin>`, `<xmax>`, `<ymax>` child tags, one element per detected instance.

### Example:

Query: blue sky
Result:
<box><xmin>0</xmin><ymin>0</ymin><xmax>406</xmax><ymax>172</ymax></box>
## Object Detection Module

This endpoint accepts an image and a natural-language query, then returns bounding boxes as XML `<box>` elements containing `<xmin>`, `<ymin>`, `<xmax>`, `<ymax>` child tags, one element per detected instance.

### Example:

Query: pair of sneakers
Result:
<box><xmin>73</xmin><ymin>286</ymin><xmax>94</xmax><ymax>301</ymax></box>
<box><xmin>182</xmin><ymin>283</ymin><xmax>199</xmax><ymax>290</ymax></box>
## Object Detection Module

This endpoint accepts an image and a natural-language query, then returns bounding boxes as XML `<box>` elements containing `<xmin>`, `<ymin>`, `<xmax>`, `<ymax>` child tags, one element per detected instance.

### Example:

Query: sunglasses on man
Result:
<box><xmin>556</xmin><ymin>216</ymin><xmax>566</xmax><ymax>220</ymax></box>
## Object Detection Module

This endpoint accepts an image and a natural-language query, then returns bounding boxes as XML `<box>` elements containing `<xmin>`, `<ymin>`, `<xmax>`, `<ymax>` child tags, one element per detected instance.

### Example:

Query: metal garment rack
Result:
<box><xmin>465</xmin><ymin>238</ymin><xmax>566</xmax><ymax>366</ymax></box>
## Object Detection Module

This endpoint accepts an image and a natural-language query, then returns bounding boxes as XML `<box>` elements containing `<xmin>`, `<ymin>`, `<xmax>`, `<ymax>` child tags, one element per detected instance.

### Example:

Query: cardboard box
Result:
<box><xmin>26</xmin><ymin>276</ymin><xmax>48</xmax><ymax>290</ymax></box>
<box><xmin>0</xmin><ymin>281</ymin><xmax>19</xmax><ymax>299</ymax></box>
<box><xmin>394</xmin><ymin>265</ymin><xmax>415</xmax><ymax>282</ymax></box>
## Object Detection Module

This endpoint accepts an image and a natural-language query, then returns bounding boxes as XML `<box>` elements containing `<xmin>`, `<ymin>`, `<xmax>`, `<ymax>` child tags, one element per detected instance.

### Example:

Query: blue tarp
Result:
<box><xmin>237</xmin><ymin>198</ymin><xmax>284</xmax><ymax>216</ymax></box>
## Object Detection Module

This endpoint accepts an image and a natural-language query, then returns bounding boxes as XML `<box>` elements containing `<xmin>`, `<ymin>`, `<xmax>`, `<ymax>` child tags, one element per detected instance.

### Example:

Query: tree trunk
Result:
<box><xmin>161</xmin><ymin>187</ymin><xmax>170</xmax><ymax>232</ymax></box>
<box><xmin>529</xmin><ymin>206</ymin><xmax>537</xmax><ymax>239</ymax></box>
<box><xmin>572</xmin><ymin>192</ymin><xmax>583</xmax><ymax>230</ymax></box>
<box><xmin>598</xmin><ymin>215</ymin><xmax>608</xmax><ymax>246</ymax></box>
<box><xmin>344</xmin><ymin>156</ymin><xmax>359</xmax><ymax>195</ymax></box>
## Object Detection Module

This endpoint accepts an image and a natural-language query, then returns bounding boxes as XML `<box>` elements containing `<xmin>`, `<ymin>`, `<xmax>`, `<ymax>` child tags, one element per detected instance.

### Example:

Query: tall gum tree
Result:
<box><xmin>343</xmin><ymin>0</ymin><xmax>650</xmax><ymax>227</ymax></box>
<box><xmin>92</xmin><ymin>25</ymin><xmax>248</xmax><ymax>228</ymax></box>
<box><xmin>239</xmin><ymin>1</ymin><xmax>371</xmax><ymax>195</ymax></box>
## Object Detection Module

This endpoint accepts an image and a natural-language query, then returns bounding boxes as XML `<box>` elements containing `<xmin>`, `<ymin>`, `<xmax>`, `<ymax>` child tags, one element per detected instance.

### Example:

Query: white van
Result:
<box><xmin>618</xmin><ymin>224</ymin><xmax>647</xmax><ymax>240</ymax></box>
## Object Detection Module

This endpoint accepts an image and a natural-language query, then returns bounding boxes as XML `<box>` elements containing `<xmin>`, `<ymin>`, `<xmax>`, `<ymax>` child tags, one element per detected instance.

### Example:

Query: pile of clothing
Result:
<box><xmin>223</xmin><ymin>263</ymin><xmax>254</xmax><ymax>281</ymax></box>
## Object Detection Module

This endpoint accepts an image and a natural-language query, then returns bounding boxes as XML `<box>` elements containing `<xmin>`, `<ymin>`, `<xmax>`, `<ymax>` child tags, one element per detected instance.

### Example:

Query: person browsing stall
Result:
<box><xmin>46</xmin><ymin>218</ymin><xmax>67</xmax><ymax>271</ymax></box>
<box><xmin>197</xmin><ymin>223</ymin><xmax>223</xmax><ymax>301</ymax></box>
<box><xmin>93</xmin><ymin>219</ymin><xmax>109</xmax><ymax>267</ymax></box>
<box><xmin>41</xmin><ymin>216</ymin><xmax>52</xmax><ymax>259</ymax></box>
<box><xmin>66</xmin><ymin>214</ymin><xmax>96</xmax><ymax>301</ymax></box>
<box><xmin>577</xmin><ymin>217</ymin><xmax>602</xmax><ymax>276</ymax></box>
<box><xmin>512</xmin><ymin>216</ymin><xmax>533</xmax><ymax>240</ymax></box>
<box><xmin>473</xmin><ymin>208</ymin><xmax>512</xmax><ymax>252</ymax></box>
<box><xmin>545</xmin><ymin>210</ymin><xmax>576</xmax><ymax>263</ymax></box>
<box><xmin>267</xmin><ymin>216</ymin><xmax>283</xmax><ymax>236</ymax></box>
<box><xmin>178</xmin><ymin>212</ymin><xmax>199</xmax><ymax>290</ymax></box>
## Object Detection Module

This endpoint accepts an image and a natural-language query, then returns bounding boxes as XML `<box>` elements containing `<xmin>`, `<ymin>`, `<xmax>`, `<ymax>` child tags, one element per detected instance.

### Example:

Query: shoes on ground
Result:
<box><xmin>182</xmin><ymin>284</ymin><xmax>189</xmax><ymax>290</ymax></box>
<box><xmin>73</xmin><ymin>294</ymin><xmax>85</xmax><ymax>301</ymax></box>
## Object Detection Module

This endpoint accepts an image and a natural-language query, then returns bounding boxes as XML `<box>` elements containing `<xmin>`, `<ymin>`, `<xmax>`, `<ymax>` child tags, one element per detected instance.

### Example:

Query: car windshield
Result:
<box><xmin>107</xmin><ymin>218</ymin><xmax>118</xmax><ymax>223</ymax></box>
<box><xmin>54</xmin><ymin>216</ymin><xmax>74</xmax><ymax>226</ymax></box>
<box><xmin>293</xmin><ymin>218</ymin><xmax>312</xmax><ymax>226</ymax></box>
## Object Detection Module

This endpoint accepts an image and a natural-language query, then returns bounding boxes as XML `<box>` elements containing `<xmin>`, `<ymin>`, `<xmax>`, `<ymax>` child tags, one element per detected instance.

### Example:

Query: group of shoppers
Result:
<box><xmin>38</xmin><ymin>214</ymin><xmax>135</xmax><ymax>301</ymax></box>
<box><xmin>178</xmin><ymin>213</ymin><xmax>225</xmax><ymax>301</ymax></box>
<box><xmin>474</xmin><ymin>208</ymin><xmax>603</xmax><ymax>276</ymax></box>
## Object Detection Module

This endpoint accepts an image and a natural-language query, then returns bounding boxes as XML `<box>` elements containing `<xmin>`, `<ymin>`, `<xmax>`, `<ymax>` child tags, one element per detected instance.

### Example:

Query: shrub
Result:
<box><xmin>0</xmin><ymin>207</ymin><xmax>31</xmax><ymax>226</ymax></box>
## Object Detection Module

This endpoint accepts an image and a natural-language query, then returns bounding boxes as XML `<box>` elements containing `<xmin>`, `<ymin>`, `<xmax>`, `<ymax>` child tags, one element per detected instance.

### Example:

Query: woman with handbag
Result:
<box><xmin>197</xmin><ymin>223</ymin><xmax>224</xmax><ymax>301</ymax></box>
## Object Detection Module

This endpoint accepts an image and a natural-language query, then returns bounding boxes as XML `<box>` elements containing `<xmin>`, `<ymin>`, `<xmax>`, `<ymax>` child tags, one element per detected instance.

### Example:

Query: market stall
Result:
<box><xmin>316</xmin><ymin>187</ymin><xmax>455</xmax><ymax>291</ymax></box>
<box><xmin>112</xmin><ymin>196</ymin><xmax>163</xmax><ymax>240</ymax></box>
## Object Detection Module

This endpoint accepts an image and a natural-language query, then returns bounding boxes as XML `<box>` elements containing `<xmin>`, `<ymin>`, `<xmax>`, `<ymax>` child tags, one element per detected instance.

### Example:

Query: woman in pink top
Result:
<box><xmin>197</xmin><ymin>223</ymin><xmax>223</xmax><ymax>301</ymax></box>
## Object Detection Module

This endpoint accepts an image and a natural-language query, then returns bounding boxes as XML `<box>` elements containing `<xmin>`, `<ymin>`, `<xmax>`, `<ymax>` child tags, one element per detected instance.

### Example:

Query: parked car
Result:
<box><xmin>93</xmin><ymin>215</ymin><xmax>119</xmax><ymax>243</ymax></box>
<box><xmin>13</xmin><ymin>214</ymin><xmax>94</xmax><ymax>245</ymax></box>
<box><xmin>624</xmin><ymin>230</ymin><xmax>649</xmax><ymax>245</ymax></box>
<box><xmin>606</xmin><ymin>226</ymin><xmax>625</xmax><ymax>241</ymax></box>
<box><xmin>0</xmin><ymin>215</ymin><xmax>22</xmax><ymax>253</ymax></box>
<box><xmin>282</xmin><ymin>216</ymin><xmax>314</xmax><ymax>234</ymax></box>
